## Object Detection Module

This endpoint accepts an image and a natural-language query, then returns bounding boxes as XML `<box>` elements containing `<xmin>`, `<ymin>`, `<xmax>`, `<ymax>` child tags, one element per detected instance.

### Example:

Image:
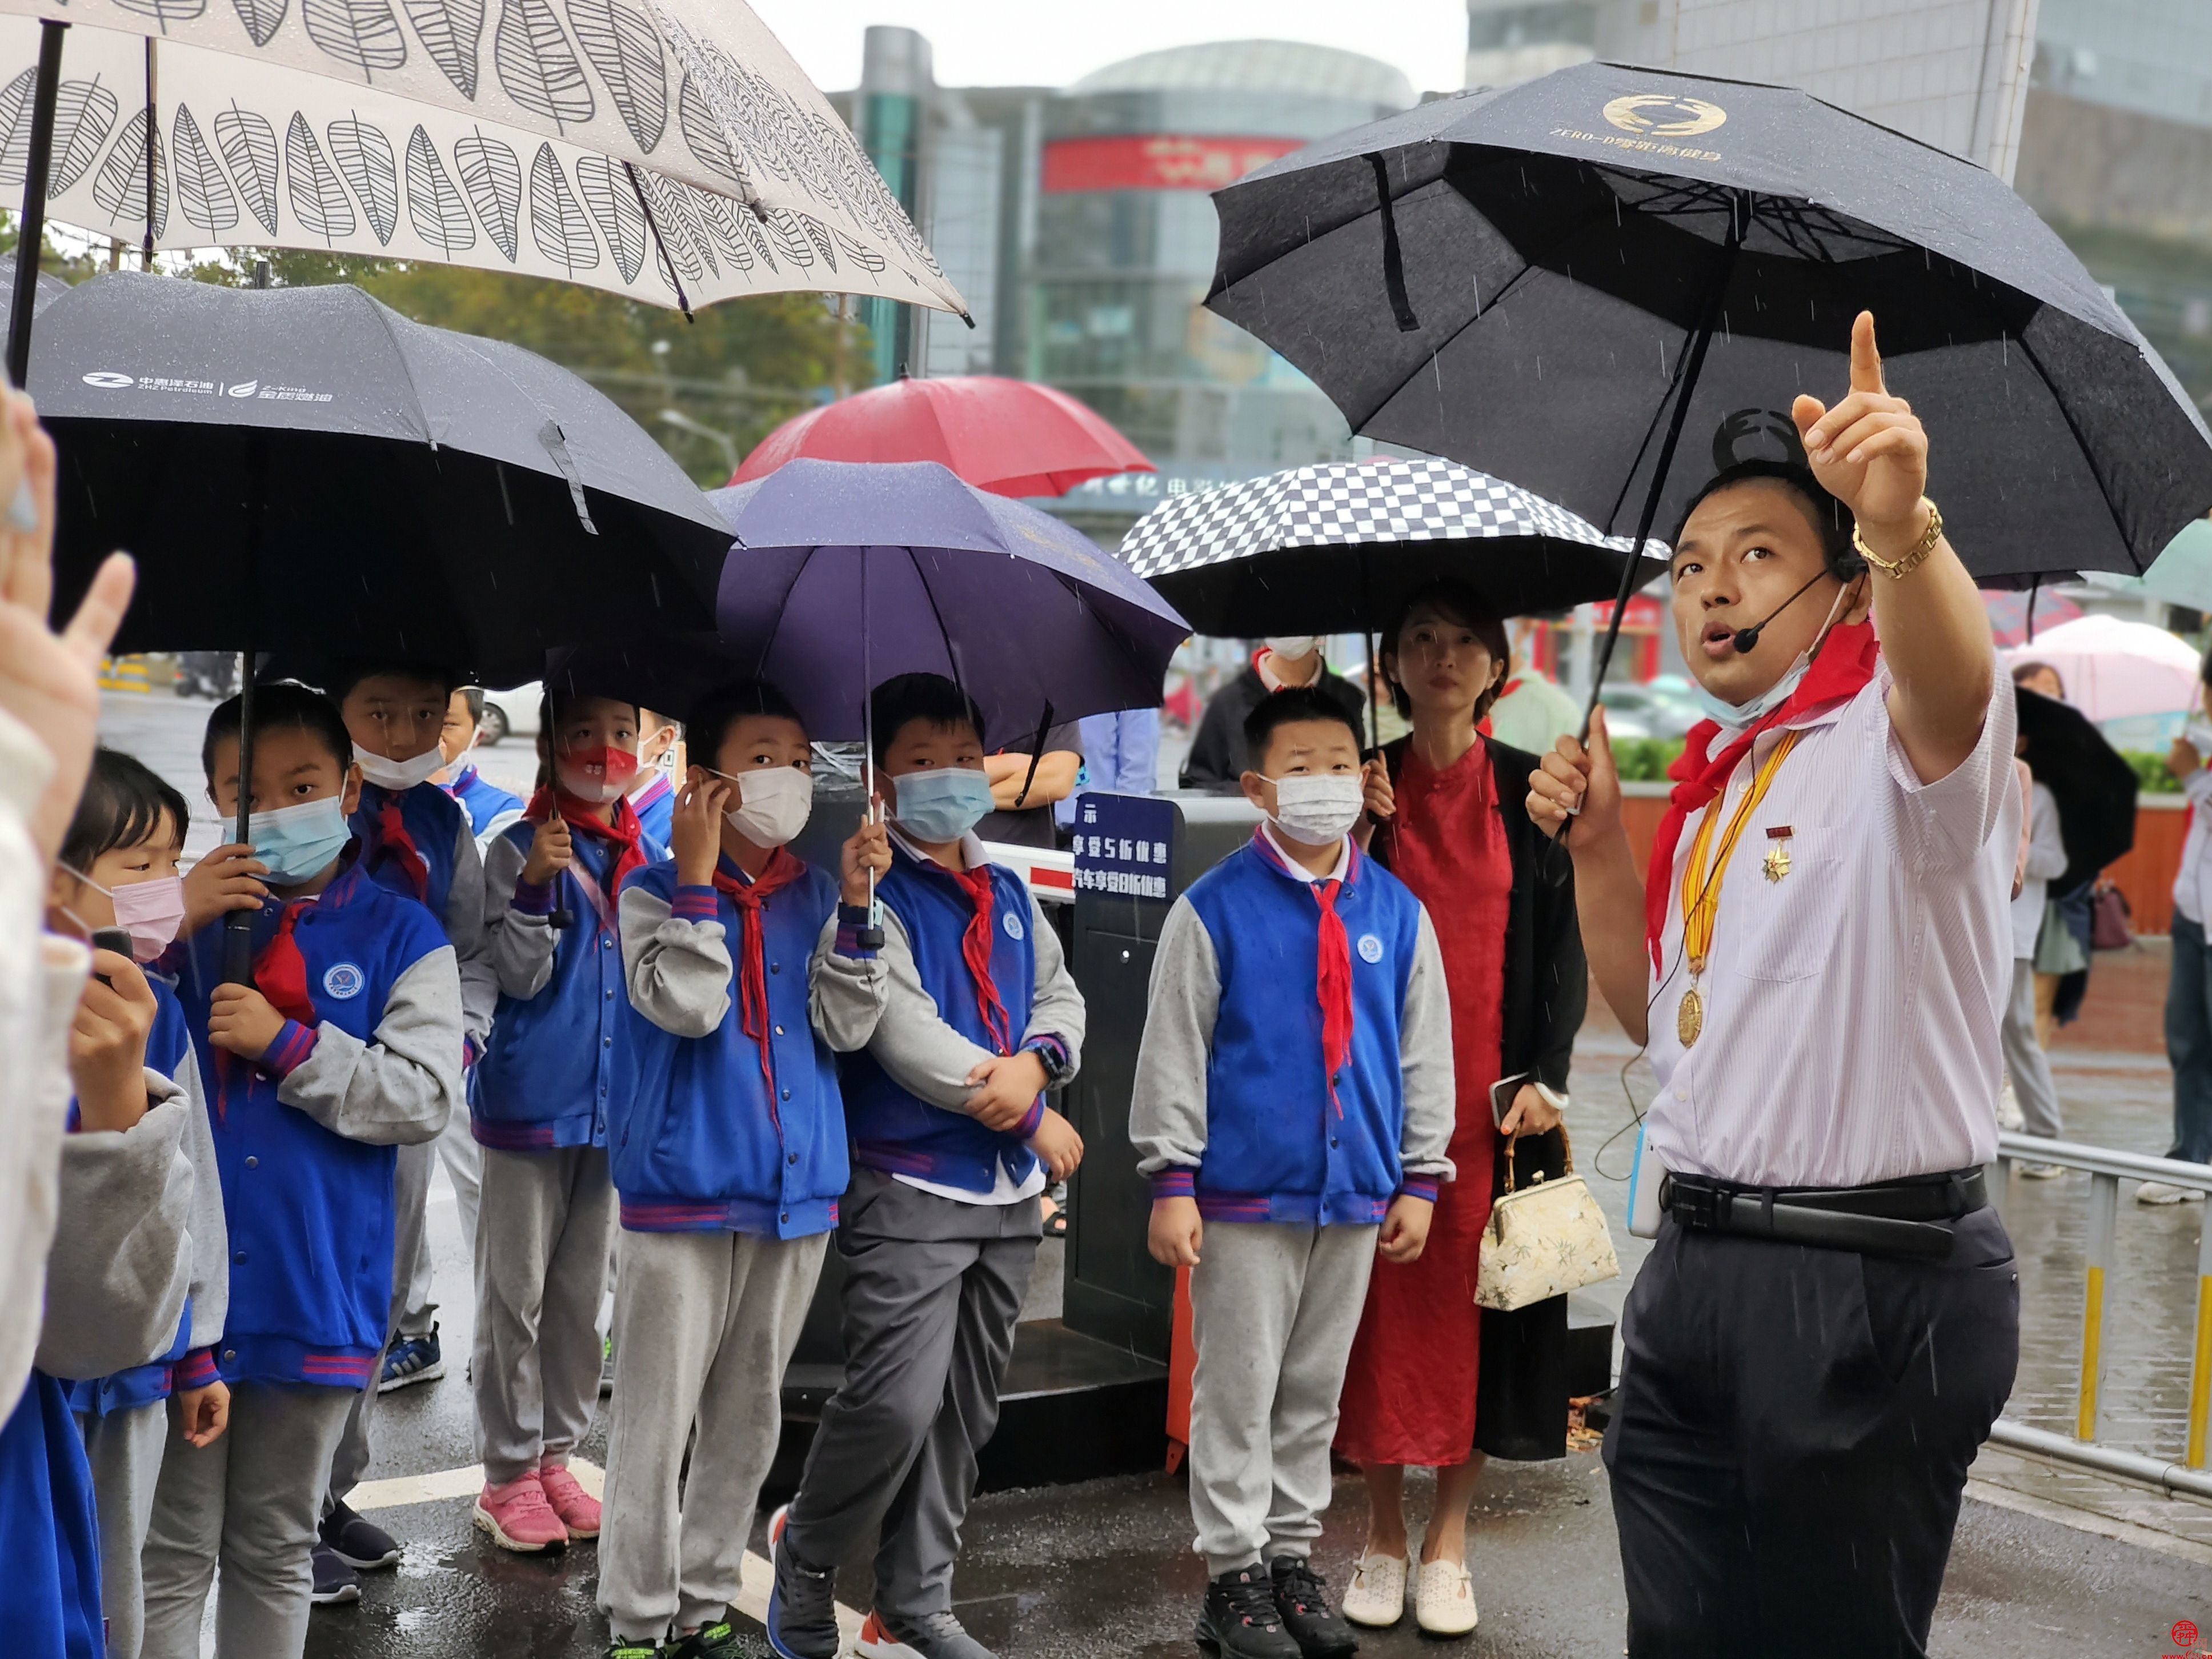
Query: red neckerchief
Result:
<box><xmin>1645</xmin><ymin>619</ymin><xmax>1881</xmax><ymax>971</ymax></box>
<box><xmin>709</xmin><ymin>848</ymin><xmax>810</xmax><ymax>1098</ymax></box>
<box><xmin>949</xmin><ymin>861</ymin><xmax>1016</xmax><ymax>1056</ymax></box>
<box><xmin>1251</xmin><ymin>827</ymin><xmax>1355</xmax><ymax>1115</ymax></box>
<box><xmin>364</xmin><ymin>786</ymin><xmax>428</xmax><ymax>903</ymax></box>
<box><xmin>524</xmin><ymin>787</ymin><xmax>650</xmax><ymax>898</ymax></box>
<box><xmin>253</xmin><ymin>899</ymin><xmax>319</xmax><ymax>1027</ymax></box>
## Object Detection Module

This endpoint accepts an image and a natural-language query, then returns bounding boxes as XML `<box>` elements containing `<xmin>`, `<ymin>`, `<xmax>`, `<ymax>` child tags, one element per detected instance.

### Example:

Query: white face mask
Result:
<box><xmin>1269</xmin><ymin>774</ymin><xmax>1365</xmax><ymax>845</ymax></box>
<box><xmin>355</xmin><ymin>743</ymin><xmax>444</xmax><ymax>792</ymax></box>
<box><xmin>716</xmin><ymin>765</ymin><xmax>814</xmax><ymax>847</ymax></box>
<box><xmin>1265</xmin><ymin>636</ymin><xmax>1320</xmax><ymax>662</ymax></box>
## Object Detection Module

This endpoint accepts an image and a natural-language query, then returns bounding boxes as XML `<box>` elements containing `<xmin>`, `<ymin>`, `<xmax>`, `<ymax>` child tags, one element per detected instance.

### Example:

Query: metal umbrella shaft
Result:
<box><xmin>5</xmin><ymin>19</ymin><xmax>65</xmax><ymax>388</ymax></box>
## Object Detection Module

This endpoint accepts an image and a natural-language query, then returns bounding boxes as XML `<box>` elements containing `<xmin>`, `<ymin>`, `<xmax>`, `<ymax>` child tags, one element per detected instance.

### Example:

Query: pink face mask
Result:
<box><xmin>61</xmin><ymin>866</ymin><xmax>188</xmax><ymax>961</ymax></box>
<box><xmin>555</xmin><ymin>746</ymin><xmax>640</xmax><ymax>805</ymax></box>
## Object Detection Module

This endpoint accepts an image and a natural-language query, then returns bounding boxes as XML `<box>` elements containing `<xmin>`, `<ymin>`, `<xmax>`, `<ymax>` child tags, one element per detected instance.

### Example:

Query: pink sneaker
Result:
<box><xmin>472</xmin><ymin>1473</ymin><xmax>568</xmax><ymax>1553</ymax></box>
<box><xmin>537</xmin><ymin>1462</ymin><xmax>602</xmax><ymax>1540</ymax></box>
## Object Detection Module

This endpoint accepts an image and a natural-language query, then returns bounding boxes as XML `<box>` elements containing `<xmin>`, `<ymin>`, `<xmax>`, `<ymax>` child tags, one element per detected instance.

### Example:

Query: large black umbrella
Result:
<box><xmin>37</xmin><ymin>272</ymin><xmax>733</xmax><ymax>975</ymax></box>
<box><xmin>39</xmin><ymin>273</ymin><xmax>733</xmax><ymax>688</ymax></box>
<box><xmin>2015</xmin><ymin>684</ymin><xmax>2137</xmax><ymax>893</ymax></box>
<box><xmin>1205</xmin><ymin>61</ymin><xmax>2212</xmax><ymax>690</ymax></box>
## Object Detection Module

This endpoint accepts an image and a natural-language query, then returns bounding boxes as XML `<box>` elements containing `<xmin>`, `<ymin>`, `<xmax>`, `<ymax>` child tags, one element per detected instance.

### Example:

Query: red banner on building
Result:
<box><xmin>1041</xmin><ymin>135</ymin><xmax>1304</xmax><ymax>193</ymax></box>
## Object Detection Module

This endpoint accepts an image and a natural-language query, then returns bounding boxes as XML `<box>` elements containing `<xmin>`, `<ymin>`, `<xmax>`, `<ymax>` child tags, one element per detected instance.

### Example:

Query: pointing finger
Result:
<box><xmin>1849</xmin><ymin>310</ymin><xmax>1884</xmax><ymax>395</ymax></box>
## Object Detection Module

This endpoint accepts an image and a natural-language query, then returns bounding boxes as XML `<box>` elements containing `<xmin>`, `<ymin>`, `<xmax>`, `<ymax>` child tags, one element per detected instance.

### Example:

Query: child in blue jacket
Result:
<box><xmin>1130</xmin><ymin>686</ymin><xmax>1456</xmax><ymax>1659</ymax></box>
<box><xmin>601</xmin><ymin>678</ymin><xmax>889</xmax><ymax>1659</ymax></box>
<box><xmin>5</xmin><ymin>753</ymin><xmax>209</xmax><ymax>1659</ymax></box>
<box><xmin>767</xmin><ymin>674</ymin><xmax>1085</xmax><ymax>1659</ymax></box>
<box><xmin>45</xmin><ymin>750</ymin><xmax>229</xmax><ymax>1659</ymax></box>
<box><xmin>471</xmin><ymin>690</ymin><xmax>662</xmax><ymax>1554</ymax></box>
<box><xmin>139</xmin><ymin>684</ymin><xmax>461</xmax><ymax>1659</ymax></box>
<box><xmin>322</xmin><ymin>659</ymin><xmax>497</xmax><ymax>1589</ymax></box>
<box><xmin>437</xmin><ymin>686</ymin><xmax>526</xmax><ymax>845</ymax></box>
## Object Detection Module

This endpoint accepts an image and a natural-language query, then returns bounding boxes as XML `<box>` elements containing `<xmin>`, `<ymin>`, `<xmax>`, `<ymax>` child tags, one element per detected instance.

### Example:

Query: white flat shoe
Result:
<box><xmin>1415</xmin><ymin>1557</ymin><xmax>1478</xmax><ymax>1637</ymax></box>
<box><xmin>2138</xmin><ymin>1181</ymin><xmax>2207</xmax><ymax>1205</ymax></box>
<box><xmin>1340</xmin><ymin>1552</ymin><xmax>1407</xmax><ymax>1628</ymax></box>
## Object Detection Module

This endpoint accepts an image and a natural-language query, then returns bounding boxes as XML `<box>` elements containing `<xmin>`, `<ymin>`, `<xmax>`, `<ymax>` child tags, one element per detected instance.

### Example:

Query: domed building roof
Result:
<box><xmin>1072</xmin><ymin>39</ymin><xmax>1414</xmax><ymax>109</ymax></box>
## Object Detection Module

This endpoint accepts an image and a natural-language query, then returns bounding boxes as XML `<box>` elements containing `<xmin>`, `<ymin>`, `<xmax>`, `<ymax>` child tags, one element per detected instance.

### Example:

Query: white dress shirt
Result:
<box><xmin>2174</xmin><ymin>767</ymin><xmax>2212</xmax><ymax>929</ymax></box>
<box><xmin>1642</xmin><ymin>667</ymin><xmax>2018</xmax><ymax>1189</ymax></box>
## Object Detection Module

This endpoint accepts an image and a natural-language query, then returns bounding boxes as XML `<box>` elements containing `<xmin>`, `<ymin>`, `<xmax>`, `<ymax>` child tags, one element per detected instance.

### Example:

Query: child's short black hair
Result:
<box><xmin>1244</xmin><ymin>686</ymin><xmax>1364</xmax><ymax>770</ymax></box>
<box><xmin>869</xmin><ymin>673</ymin><xmax>986</xmax><ymax>766</ymax></box>
<box><xmin>61</xmin><ymin>748</ymin><xmax>189</xmax><ymax>872</ymax></box>
<box><xmin>326</xmin><ymin>658</ymin><xmax>460</xmax><ymax>707</ymax></box>
<box><xmin>688</xmin><ymin>679</ymin><xmax>804</xmax><ymax>766</ymax></box>
<box><xmin>458</xmin><ymin>686</ymin><xmax>486</xmax><ymax>724</ymax></box>
<box><xmin>202</xmin><ymin>682</ymin><xmax>354</xmax><ymax>780</ymax></box>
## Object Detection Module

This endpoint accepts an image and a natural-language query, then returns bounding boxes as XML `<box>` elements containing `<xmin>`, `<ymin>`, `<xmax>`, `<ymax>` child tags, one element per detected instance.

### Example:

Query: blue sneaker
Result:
<box><xmin>378</xmin><ymin>1323</ymin><xmax>445</xmax><ymax>1393</ymax></box>
<box><xmin>765</xmin><ymin>1505</ymin><xmax>838</xmax><ymax>1659</ymax></box>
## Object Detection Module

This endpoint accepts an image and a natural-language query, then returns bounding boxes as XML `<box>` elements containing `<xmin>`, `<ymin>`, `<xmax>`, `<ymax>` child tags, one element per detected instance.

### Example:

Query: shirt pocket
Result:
<box><xmin>1718</xmin><ymin>824</ymin><xmax>1845</xmax><ymax>984</ymax></box>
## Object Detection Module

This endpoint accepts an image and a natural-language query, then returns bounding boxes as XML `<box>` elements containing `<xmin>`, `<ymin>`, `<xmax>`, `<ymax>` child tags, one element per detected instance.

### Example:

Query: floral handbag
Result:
<box><xmin>1474</xmin><ymin>1125</ymin><xmax>1621</xmax><ymax>1313</ymax></box>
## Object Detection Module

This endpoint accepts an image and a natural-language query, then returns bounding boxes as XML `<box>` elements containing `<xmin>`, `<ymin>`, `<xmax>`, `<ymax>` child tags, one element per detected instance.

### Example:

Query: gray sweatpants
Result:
<box><xmin>599</xmin><ymin>1228</ymin><xmax>830</xmax><ymax>1640</ymax></box>
<box><xmin>77</xmin><ymin>1399</ymin><xmax>171</xmax><ymax>1659</ymax></box>
<box><xmin>1188</xmin><ymin>1221</ymin><xmax>1377</xmax><ymax>1576</ymax></box>
<box><xmin>2004</xmin><ymin>957</ymin><xmax>2063</xmax><ymax>1141</ymax></box>
<box><xmin>398</xmin><ymin>1104</ymin><xmax>483</xmax><ymax>1339</ymax></box>
<box><xmin>140</xmin><ymin>1380</ymin><xmax>356</xmax><ymax>1659</ymax></box>
<box><xmin>324</xmin><ymin>1134</ymin><xmax>438</xmax><ymax>1512</ymax></box>
<box><xmin>472</xmin><ymin>1143</ymin><xmax>617</xmax><ymax>1484</ymax></box>
<box><xmin>784</xmin><ymin>1169</ymin><xmax>1040</xmax><ymax>1621</ymax></box>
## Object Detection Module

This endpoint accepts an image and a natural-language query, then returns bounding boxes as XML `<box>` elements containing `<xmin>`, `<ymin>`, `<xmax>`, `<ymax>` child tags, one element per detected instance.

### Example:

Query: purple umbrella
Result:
<box><xmin>710</xmin><ymin>458</ymin><xmax>1190</xmax><ymax>751</ymax></box>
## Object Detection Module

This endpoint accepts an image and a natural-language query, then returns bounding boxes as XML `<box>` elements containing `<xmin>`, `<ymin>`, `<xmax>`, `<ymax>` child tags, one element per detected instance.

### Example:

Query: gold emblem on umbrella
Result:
<box><xmin>1603</xmin><ymin>94</ymin><xmax>1729</xmax><ymax>138</ymax></box>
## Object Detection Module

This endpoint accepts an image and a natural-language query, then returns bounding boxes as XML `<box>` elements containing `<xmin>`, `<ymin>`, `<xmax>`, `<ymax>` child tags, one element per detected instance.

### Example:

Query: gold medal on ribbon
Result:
<box><xmin>1674</xmin><ymin>736</ymin><xmax>1804</xmax><ymax>1050</ymax></box>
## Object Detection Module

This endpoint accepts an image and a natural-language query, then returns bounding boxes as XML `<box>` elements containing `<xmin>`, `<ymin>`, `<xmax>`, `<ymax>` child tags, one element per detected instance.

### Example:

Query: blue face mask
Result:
<box><xmin>892</xmin><ymin>767</ymin><xmax>995</xmax><ymax>843</ymax></box>
<box><xmin>1689</xmin><ymin>650</ymin><xmax>1813</xmax><ymax>734</ymax></box>
<box><xmin>247</xmin><ymin>795</ymin><xmax>354</xmax><ymax>884</ymax></box>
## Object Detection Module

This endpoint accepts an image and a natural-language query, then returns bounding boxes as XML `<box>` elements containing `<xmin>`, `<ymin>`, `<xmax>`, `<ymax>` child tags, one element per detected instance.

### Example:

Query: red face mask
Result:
<box><xmin>554</xmin><ymin>745</ymin><xmax>640</xmax><ymax>805</ymax></box>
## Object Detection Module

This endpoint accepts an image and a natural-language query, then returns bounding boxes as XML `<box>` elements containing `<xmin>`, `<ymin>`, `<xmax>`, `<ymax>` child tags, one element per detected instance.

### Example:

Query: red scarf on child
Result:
<box><xmin>1645</xmin><ymin>619</ymin><xmax>1881</xmax><ymax>971</ymax></box>
<box><xmin>949</xmin><ymin>864</ymin><xmax>1016</xmax><ymax>1056</ymax></box>
<box><xmin>366</xmin><ymin>787</ymin><xmax>428</xmax><ymax>903</ymax></box>
<box><xmin>1252</xmin><ymin>828</ymin><xmax>1355</xmax><ymax>1114</ymax></box>
<box><xmin>710</xmin><ymin>848</ymin><xmax>810</xmax><ymax>1097</ymax></box>
<box><xmin>253</xmin><ymin>900</ymin><xmax>319</xmax><ymax>1027</ymax></box>
<box><xmin>523</xmin><ymin>787</ymin><xmax>650</xmax><ymax>901</ymax></box>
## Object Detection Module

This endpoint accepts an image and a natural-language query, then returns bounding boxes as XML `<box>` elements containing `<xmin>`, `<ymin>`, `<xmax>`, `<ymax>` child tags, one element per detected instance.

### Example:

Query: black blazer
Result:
<box><xmin>1374</xmin><ymin>731</ymin><xmax>1588</xmax><ymax>1461</ymax></box>
<box><xmin>1374</xmin><ymin>734</ymin><xmax>1588</xmax><ymax>1096</ymax></box>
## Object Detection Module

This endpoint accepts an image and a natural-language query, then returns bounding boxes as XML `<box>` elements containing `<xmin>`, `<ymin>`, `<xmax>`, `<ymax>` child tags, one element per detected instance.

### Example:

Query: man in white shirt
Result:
<box><xmin>1530</xmin><ymin>315</ymin><xmax>2020</xmax><ymax>1656</ymax></box>
<box><xmin>2155</xmin><ymin>684</ymin><xmax>2212</xmax><ymax>1203</ymax></box>
<box><xmin>2003</xmin><ymin>706</ymin><xmax>2070</xmax><ymax>1173</ymax></box>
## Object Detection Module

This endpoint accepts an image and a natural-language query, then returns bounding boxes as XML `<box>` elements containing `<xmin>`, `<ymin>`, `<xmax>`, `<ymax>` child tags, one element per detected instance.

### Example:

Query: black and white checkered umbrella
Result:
<box><xmin>1118</xmin><ymin>455</ymin><xmax>1664</xmax><ymax>635</ymax></box>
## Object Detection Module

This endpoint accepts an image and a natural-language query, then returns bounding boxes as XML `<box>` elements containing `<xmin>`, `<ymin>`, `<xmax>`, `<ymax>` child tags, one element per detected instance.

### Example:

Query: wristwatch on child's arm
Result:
<box><xmin>1023</xmin><ymin>1035</ymin><xmax>1074</xmax><ymax>1089</ymax></box>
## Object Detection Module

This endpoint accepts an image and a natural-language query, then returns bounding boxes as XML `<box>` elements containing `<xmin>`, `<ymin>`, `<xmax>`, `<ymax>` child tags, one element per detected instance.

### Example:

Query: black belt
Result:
<box><xmin>1659</xmin><ymin>1169</ymin><xmax>1986</xmax><ymax>1261</ymax></box>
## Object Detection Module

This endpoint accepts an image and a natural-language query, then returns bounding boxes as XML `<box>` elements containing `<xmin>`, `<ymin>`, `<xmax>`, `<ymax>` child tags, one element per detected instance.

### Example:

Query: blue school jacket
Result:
<box><xmin>841</xmin><ymin>846</ymin><xmax>1042</xmax><ymax>1194</ymax></box>
<box><xmin>64</xmin><ymin>984</ymin><xmax>195</xmax><ymax>1418</ymax></box>
<box><xmin>630</xmin><ymin>772</ymin><xmax>675</xmax><ymax>848</ymax></box>
<box><xmin>1171</xmin><ymin>839</ymin><xmax>1428</xmax><ymax>1225</ymax></box>
<box><xmin>443</xmin><ymin>763</ymin><xmax>523</xmax><ymax>838</ymax></box>
<box><xmin>474</xmin><ymin>827</ymin><xmax>660</xmax><ymax>1151</ymax></box>
<box><xmin>0</xmin><ymin>1374</ymin><xmax>103</xmax><ymax>1659</ymax></box>
<box><xmin>354</xmin><ymin>779</ymin><xmax>467</xmax><ymax>920</ymax></box>
<box><xmin>614</xmin><ymin>857</ymin><xmax>854</xmax><ymax>1239</ymax></box>
<box><xmin>172</xmin><ymin>862</ymin><xmax>450</xmax><ymax>1389</ymax></box>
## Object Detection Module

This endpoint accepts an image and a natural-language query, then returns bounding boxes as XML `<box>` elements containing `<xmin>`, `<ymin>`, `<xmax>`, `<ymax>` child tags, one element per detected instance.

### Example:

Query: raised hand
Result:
<box><xmin>840</xmin><ymin>815</ymin><xmax>891</xmax><ymax>907</ymax></box>
<box><xmin>521</xmin><ymin>813</ymin><xmax>574</xmax><ymax>887</ymax></box>
<box><xmin>672</xmin><ymin>772</ymin><xmax>730</xmax><ymax>888</ymax></box>
<box><xmin>182</xmin><ymin>843</ymin><xmax>269</xmax><ymax>933</ymax></box>
<box><xmin>1793</xmin><ymin>311</ymin><xmax>1929</xmax><ymax>544</ymax></box>
<box><xmin>69</xmin><ymin>950</ymin><xmax>158</xmax><ymax>1131</ymax></box>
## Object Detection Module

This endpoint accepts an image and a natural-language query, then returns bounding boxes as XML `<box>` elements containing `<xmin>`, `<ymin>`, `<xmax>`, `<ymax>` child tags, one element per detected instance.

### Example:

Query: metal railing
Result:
<box><xmin>1990</xmin><ymin>1132</ymin><xmax>2212</xmax><ymax>1493</ymax></box>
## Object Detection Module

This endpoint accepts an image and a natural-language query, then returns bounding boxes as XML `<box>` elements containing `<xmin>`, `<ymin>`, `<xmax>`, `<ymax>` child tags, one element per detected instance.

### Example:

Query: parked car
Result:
<box><xmin>478</xmin><ymin>682</ymin><xmax>542</xmax><ymax>744</ymax></box>
<box><xmin>1597</xmin><ymin>675</ymin><xmax>1703</xmax><ymax>741</ymax></box>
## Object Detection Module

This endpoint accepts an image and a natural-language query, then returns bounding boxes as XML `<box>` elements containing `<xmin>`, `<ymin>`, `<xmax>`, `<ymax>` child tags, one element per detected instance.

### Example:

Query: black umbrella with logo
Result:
<box><xmin>37</xmin><ymin>272</ymin><xmax>734</xmax><ymax>975</ymax></box>
<box><xmin>1205</xmin><ymin>61</ymin><xmax>2212</xmax><ymax>704</ymax></box>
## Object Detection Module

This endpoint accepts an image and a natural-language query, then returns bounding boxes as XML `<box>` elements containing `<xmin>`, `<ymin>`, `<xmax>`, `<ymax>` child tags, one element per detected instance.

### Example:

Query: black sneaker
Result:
<box><xmin>863</xmin><ymin>1608</ymin><xmax>995</xmax><ymax>1657</ymax></box>
<box><xmin>309</xmin><ymin>1541</ymin><xmax>361</xmax><ymax>1606</ymax></box>
<box><xmin>1269</xmin><ymin>1557</ymin><xmax>1357</xmax><ymax>1658</ymax></box>
<box><xmin>764</xmin><ymin>1505</ymin><xmax>839</xmax><ymax>1659</ymax></box>
<box><xmin>320</xmin><ymin>1500</ymin><xmax>401</xmax><ymax>1570</ymax></box>
<box><xmin>1197</xmin><ymin>1564</ymin><xmax>1301</xmax><ymax>1659</ymax></box>
<box><xmin>603</xmin><ymin>1641</ymin><xmax>662</xmax><ymax>1659</ymax></box>
<box><xmin>666</xmin><ymin>1619</ymin><xmax>742</xmax><ymax>1658</ymax></box>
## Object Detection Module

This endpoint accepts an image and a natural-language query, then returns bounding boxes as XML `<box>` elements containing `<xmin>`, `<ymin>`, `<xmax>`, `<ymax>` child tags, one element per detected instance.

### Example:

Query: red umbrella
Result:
<box><xmin>731</xmin><ymin>375</ymin><xmax>1153</xmax><ymax>499</ymax></box>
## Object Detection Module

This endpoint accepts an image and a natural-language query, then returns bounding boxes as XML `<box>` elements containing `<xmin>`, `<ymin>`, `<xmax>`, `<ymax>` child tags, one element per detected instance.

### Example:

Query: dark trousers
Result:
<box><xmin>2166</xmin><ymin>915</ymin><xmax>2212</xmax><ymax>1165</ymax></box>
<box><xmin>784</xmin><ymin>1168</ymin><xmax>1040</xmax><ymax>1620</ymax></box>
<box><xmin>1604</xmin><ymin>1208</ymin><xmax>2018</xmax><ymax>1658</ymax></box>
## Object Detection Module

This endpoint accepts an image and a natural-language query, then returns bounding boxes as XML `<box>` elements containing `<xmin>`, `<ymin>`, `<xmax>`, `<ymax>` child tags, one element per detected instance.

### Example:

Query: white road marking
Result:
<box><xmin>350</xmin><ymin>1459</ymin><xmax>867</xmax><ymax>1650</ymax></box>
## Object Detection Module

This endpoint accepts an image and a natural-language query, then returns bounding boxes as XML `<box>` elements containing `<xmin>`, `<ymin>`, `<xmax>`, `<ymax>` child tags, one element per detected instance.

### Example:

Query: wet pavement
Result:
<box><xmin>83</xmin><ymin>690</ymin><xmax>2212</xmax><ymax>1656</ymax></box>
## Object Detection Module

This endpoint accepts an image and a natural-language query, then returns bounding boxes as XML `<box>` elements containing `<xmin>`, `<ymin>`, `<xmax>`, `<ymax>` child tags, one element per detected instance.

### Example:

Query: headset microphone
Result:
<box><xmin>1730</xmin><ymin>571</ymin><xmax>1831</xmax><ymax>654</ymax></box>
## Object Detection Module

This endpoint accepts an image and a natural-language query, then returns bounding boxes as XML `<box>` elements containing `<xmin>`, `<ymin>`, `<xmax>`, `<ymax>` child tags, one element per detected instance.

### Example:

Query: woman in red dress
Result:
<box><xmin>1334</xmin><ymin>578</ymin><xmax>1586</xmax><ymax>1637</ymax></box>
